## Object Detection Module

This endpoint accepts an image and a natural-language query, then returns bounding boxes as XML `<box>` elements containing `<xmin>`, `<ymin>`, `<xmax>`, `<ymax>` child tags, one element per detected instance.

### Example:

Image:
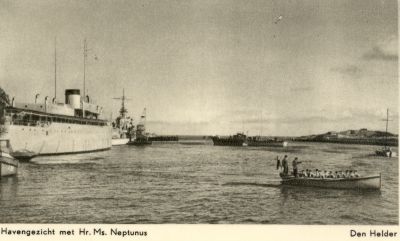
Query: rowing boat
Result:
<box><xmin>280</xmin><ymin>173</ymin><xmax>381</xmax><ymax>190</ymax></box>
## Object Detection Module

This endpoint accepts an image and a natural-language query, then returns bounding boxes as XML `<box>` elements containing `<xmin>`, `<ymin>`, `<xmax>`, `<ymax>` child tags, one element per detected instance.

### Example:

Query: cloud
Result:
<box><xmin>363</xmin><ymin>35</ymin><xmax>398</xmax><ymax>61</ymax></box>
<box><xmin>233</xmin><ymin>108</ymin><xmax>399</xmax><ymax>125</ymax></box>
<box><xmin>146</xmin><ymin>108</ymin><xmax>398</xmax><ymax>135</ymax></box>
<box><xmin>331</xmin><ymin>65</ymin><xmax>362</xmax><ymax>77</ymax></box>
<box><xmin>363</xmin><ymin>47</ymin><xmax>398</xmax><ymax>61</ymax></box>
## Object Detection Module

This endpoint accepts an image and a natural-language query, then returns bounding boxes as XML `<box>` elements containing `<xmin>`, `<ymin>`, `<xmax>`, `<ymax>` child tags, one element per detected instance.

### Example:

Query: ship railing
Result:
<box><xmin>6</xmin><ymin>113</ymin><xmax>108</xmax><ymax>127</ymax></box>
<box><xmin>10</xmin><ymin>119</ymin><xmax>107</xmax><ymax>127</ymax></box>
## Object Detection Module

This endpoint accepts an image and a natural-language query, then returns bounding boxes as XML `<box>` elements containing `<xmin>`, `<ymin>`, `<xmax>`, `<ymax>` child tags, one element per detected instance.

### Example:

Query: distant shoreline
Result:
<box><xmin>293</xmin><ymin>138</ymin><xmax>398</xmax><ymax>147</ymax></box>
<box><xmin>293</xmin><ymin>128</ymin><xmax>398</xmax><ymax>147</ymax></box>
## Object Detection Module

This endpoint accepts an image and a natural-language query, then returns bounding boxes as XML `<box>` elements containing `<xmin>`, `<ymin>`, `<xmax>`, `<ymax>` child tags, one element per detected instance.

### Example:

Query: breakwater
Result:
<box><xmin>149</xmin><ymin>136</ymin><xmax>179</xmax><ymax>142</ymax></box>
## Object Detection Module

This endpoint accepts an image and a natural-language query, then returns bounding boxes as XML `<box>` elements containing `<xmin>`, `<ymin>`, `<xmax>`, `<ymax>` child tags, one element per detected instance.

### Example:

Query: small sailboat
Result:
<box><xmin>375</xmin><ymin>109</ymin><xmax>397</xmax><ymax>157</ymax></box>
<box><xmin>0</xmin><ymin>139</ymin><xmax>18</xmax><ymax>177</ymax></box>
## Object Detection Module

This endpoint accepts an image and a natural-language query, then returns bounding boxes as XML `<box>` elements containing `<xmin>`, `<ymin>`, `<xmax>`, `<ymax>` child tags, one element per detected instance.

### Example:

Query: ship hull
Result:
<box><xmin>1</xmin><ymin>122</ymin><xmax>112</xmax><ymax>156</ymax></box>
<box><xmin>127</xmin><ymin>138</ymin><xmax>152</xmax><ymax>146</ymax></box>
<box><xmin>112</xmin><ymin>138</ymin><xmax>130</xmax><ymax>146</ymax></box>
<box><xmin>0</xmin><ymin>152</ymin><xmax>18</xmax><ymax>177</ymax></box>
<box><xmin>280</xmin><ymin>175</ymin><xmax>381</xmax><ymax>190</ymax></box>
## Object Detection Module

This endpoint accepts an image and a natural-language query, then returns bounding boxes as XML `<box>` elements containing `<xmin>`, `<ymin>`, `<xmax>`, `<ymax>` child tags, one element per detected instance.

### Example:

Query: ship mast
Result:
<box><xmin>385</xmin><ymin>108</ymin><xmax>389</xmax><ymax>135</ymax></box>
<box><xmin>54</xmin><ymin>37</ymin><xmax>57</xmax><ymax>100</ymax></box>
<box><xmin>121</xmin><ymin>88</ymin><xmax>127</xmax><ymax>118</ymax></box>
<box><xmin>113</xmin><ymin>88</ymin><xmax>131</xmax><ymax>118</ymax></box>
<box><xmin>83</xmin><ymin>38</ymin><xmax>87</xmax><ymax>101</ymax></box>
<box><xmin>140</xmin><ymin>108</ymin><xmax>147</xmax><ymax>126</ymax></box>
<box><xmin>260</xmin><ymin>111</ymin><xmax>263</xmax><ymax>137</ymax></box>
<box><xmin>385</xmin><ymin>108</ymin><xmax>389</xmax><ymax>149</ymax></box>
<box><xmin>135</xmin><ymin>108</ymin><xmax>147</xmax><ymax>137</ymax></box>
<box><xmin>82</xmin><ymin>39</ymin><xmax>88</xmax><ymax>118</ymax></box>
<box><xmin>382</xmin><ymin>108</ymin><xmax>392</xmax><ymax>149</ymax></box>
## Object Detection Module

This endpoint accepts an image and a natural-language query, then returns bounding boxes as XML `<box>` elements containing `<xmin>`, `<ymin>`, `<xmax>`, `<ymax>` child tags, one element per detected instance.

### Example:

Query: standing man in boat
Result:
<box><xmin>282</xmin><ymin>155</ymin><xmax>289</xmax><ymax>176</ymax></box>
<box><xmin>276</xmin><ymin>156</ymin><xmax>282</xmax><ymax>171</ymax></box>
<box><xmin>292</xmin><ymin>157</ymin><xmax>302</xmax><ymax>177</ymax></box>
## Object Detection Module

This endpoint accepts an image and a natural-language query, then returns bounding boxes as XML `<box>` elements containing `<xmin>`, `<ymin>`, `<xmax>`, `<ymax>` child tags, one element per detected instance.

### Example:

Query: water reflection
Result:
<box><xmin>0</xmin><ymin>176</ymin><xmax>19</xmax><ymax>200</ymax></box>
<box><xmin>280</xmin><ymin>185</ymin><xmax>381</xmax><ymax>198</ymax></box>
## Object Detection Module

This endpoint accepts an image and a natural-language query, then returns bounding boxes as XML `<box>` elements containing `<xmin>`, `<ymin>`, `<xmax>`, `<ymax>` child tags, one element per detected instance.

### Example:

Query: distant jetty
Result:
<box><xmin>294</xmin><ymin>128</ymin><xmax>398</xmax><ymax>147</ymax></box>
<box><xmin>149</xmin><ymin>136</ymin><xmax>179</xmax><ymax>142</ymax></box>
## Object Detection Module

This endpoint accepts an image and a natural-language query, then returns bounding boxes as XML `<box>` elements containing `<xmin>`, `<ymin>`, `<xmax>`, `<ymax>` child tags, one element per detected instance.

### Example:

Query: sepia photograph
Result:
<box><xmin>0</xmin><ymin>0</ymin><xmax>398</xmax><ymax>236</ymax></box>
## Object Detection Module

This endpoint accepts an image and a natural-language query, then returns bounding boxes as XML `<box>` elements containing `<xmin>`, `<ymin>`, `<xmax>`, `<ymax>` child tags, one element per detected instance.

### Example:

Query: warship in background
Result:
<box><xmin>212</xmin><ymin>133</ymin><xmax>288</xmax><ymax>147</ymax></box>
<box><xmin>111</xmin><ymin>89</ymin><xmax>134</xmax><ymax>146</ymax></box>
<box><xmin>212</xmin><ymin>133</ymin><xmax>247</xmax><ymax>146</ymax></box>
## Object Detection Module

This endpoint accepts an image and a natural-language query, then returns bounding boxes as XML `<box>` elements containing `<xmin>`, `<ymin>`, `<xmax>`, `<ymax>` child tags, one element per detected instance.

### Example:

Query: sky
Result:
<box><xmin>0</xmin><ymin>0</ymin><xmax>398</xmax><ymax>136</ymax></box>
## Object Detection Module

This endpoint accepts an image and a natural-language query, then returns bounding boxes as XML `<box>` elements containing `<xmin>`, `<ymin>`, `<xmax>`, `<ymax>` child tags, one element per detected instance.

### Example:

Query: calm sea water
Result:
<box><xmin>0</xmin><ymin>141</ymin><xmax>397</xmax><ymax>224</ymax></box>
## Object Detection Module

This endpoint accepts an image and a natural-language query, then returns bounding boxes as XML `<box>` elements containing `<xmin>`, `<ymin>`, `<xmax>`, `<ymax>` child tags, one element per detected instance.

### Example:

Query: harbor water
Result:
<box><xmin>0</xmin><ymin>142</ymin><xmax>397</xmax><ymax>224</ymax></box>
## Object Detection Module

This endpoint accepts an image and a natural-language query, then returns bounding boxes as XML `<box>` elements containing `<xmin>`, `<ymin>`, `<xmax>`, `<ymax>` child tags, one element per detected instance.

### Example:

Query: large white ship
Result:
<box><xmin>0</xmin><ymin>39</ymin><xmax>111</xmax><ymax>157</ymax></box>
<box><xmin>0</xmin><ymin>89</ymin><xmax>111</xmax><ymax>157</ymax></box>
